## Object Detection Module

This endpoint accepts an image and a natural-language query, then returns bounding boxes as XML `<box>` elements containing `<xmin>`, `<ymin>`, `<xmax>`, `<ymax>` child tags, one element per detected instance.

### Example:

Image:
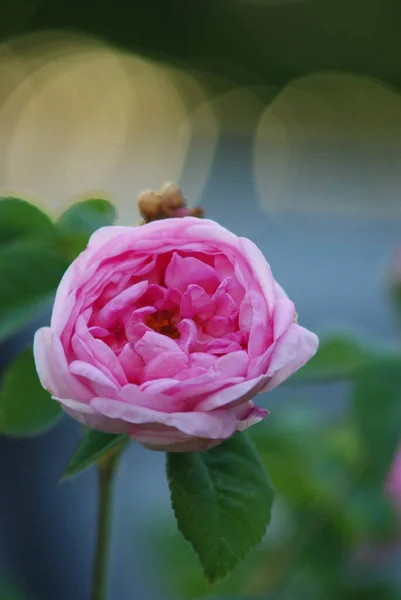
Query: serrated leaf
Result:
<box><xmin>0</xmin><ymin>238</ymin><xmax>69</xmax><ymax>342</ymax></box>
<box><xmin>350</xmin><ymin>356</ymin><xmax>401</xmax><ymax>484</ymax></box>
<box><xmin>0</xmin><ymin>347</ymin><xmax>62</xmax><ymax>437</ymax></box>
<box><xmin>61</xmin><ymin>429</ymin><xmax>128</xmax><ymax>481</ymax></box>
<box><xmin>0</xmin><ymin>197</ymin><xmax>56</xmax><ymax>244</ymax></box>
<box><xmin>166</xmin><ymin>432</ymin><xmax>274</xmax><ymax>584</ymax></box>
<box><xmin>57</xmin><ymin>199</ymin><xmax>116</xmax><ymax>259</ymax></box>
<box><xmin>291</xmin><ymin>335</ymin><xmax>373</xmax><ymax>383</ymax></box>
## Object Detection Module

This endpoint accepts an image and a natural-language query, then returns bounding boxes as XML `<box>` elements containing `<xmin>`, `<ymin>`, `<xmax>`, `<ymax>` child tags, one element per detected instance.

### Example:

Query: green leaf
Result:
<box><xmin>166</xmin><ymin>432</ymin><xmax>274</xmax><ymax>584</ymax></box>
<box><xmin>351</xmin><ymin>356</ymin><xmax>401</xmax><ymax>484</ymax></box>
<box><xmin>291</xmin><ymin>334</ymin><xmax>374</xmax><ymax>383</ymax></box>
<box><xmin>58</xmin><ymin>198</ymin><xmax>116</xmax><ymax>234</ymax></box>
<box><xmin>0</xmin><ymin>347</ymin><xmax>62</xmax><ymax>437</ymax></box>
<box><xmin>57</xmin><ymin>199</ymin><xmax>116</xmax><ymax>259</ymax></box>
<box><xmin>0</xmin><ymin>239</ymin><xmax>69</xmax><ymax>342</ymax></box>
<box><xmin>61</xmin><ymin>429</ymin><xmax>128</xmax><ymax>481</ymax></box>
<box><xmin>0</xmin><ymin>197</ymin><xmax>56</xmax><ymax>244</ymax></box>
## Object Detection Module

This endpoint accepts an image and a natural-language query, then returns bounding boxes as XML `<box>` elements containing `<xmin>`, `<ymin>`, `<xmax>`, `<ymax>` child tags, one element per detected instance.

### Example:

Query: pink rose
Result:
<box><xmin>34</xmin><ymin>217</ymin><xmax>318</xmax><ymax>452</ymax></box>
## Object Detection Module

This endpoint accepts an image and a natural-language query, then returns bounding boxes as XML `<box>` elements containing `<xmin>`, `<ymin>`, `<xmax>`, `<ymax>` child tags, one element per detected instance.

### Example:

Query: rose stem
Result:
<box><xmin>91</xmin><ymin>450</ymin><xmax>120</xmax><ymax>600</ymax></box>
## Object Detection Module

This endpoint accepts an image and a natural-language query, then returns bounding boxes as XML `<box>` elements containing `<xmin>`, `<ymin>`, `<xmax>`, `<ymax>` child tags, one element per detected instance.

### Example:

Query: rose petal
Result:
<box><xmin>33</xmin><ymin>328</ymin><xmax>92</xmax><ymax>401</ymax></box>
<box><xmin>239</xmin><ymin>237</ymin><xmax>276</xmax><ymax>314</ymax></box>
<box><xmin>129</xmin><ymin>428</ymin><xmax>222</xmax><ymax>452</ymax></box>
<box><xmin>177</xmin><ymin>319</ymin><xmax>198</xmax><ymax>353</ymax></box>
<box><xmin>55</xmin><ymin>396</ymin><xmax>131</xmax><ymax>433</ymax></box>
<box><xmin>165</xmin><ymin>253</ymin><xmax>219</xmax><ymax>295</ymax></box>
<box><xmin>236</xmin><ymin>405</ymin><xmax>268</xmax><ymax>431</ymax></box>
<box><xmin>180</xmin><ymin>284</ymin><xmax>214</xmax><ymax>319</ymax></box>
<box><xmin>142</xmin><ymin>351</ymin><xmax>189</xmax><ymax>381</ymax></box>
<box><xmin>69</xmin><ymin>360</ymin><xmax>119</xmax><ymax>390</ymax></box>
<box><xmin>263</xmin><ymin>324</ymin><xmax>319</xmax><ymax>391</ymax></box>
<box><xmin>91</xmin><ymin>397</ymin><xmax>237</xmax><ymax>439</ymax></box>
<box><xmin>118</xmin><ymin>344</ymin><xmax>143</xmax><ymax>383</ymax></box>
<box><xmin>206</xmin><ymin>316</ymin><xmax>235</xmax><ymax>337</ymax></box>
<box><xmin>215</xmin><ymin>351</ymin><xmax>249</xmax><ymax>378</ymax></box>
<box><xmin>196</xmin><ymin>376</ymin><xmax>265</xmax><ymax>411</ymax></box>
<box><xmin>135</xmin><ymin>331</ymin><xmax>181</xmax><ymax>363</ymax></box>
<box><xmin>273</xmin><ymin>296</ymin><xmax>296</xmax><ymax>340</ymax></box>
<box><xmin>96</xmin><ymin>281</ymin><xmax>148</xmax><ymax>328</ymax></box>
<box><xmin>73</xmin><ymin>316</ymin><xmax>128</xmax><ymax>385</ymax></box>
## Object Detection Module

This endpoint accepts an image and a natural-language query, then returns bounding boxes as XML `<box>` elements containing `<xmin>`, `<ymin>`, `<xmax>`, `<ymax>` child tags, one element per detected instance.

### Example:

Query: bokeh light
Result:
<box><xmin>254</xmin><ymin>72</ymin><xmax>401</xmax><ymax>217</ymax></box>
<box><xmin>0</xmin><ymin>32</ymin><xmax>218</xmax><ymax>224</ymax></box>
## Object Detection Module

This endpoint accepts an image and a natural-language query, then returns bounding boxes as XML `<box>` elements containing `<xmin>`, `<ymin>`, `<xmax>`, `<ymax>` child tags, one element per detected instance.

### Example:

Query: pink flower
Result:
<box><xmin>33</xmin><ymin>217</ymin><xmax>318</xmax><ymax>452</ymax></box>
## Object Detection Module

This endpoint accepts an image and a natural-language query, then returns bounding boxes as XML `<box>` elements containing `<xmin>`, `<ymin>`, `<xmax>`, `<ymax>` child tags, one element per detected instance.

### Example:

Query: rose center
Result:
<box><xmin>145</xmin><ymin>310</ymin><xmax>180</xmax><ymax>339</ymax></box>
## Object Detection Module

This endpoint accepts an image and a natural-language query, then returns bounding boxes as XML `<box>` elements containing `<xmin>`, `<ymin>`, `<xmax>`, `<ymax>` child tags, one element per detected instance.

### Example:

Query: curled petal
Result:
<box><xmin>236</xmin><ymin>405</ymin><xmax>268</xmax><ymax>432</ymax></box>
<box><xmin>263</xmin><ymin>324</ymin><xmax>319</xmax><ymax>391</ymax></box>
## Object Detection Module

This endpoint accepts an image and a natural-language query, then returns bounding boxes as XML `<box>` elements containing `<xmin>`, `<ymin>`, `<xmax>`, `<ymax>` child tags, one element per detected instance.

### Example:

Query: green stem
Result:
<box><xmin>91</xmin><ymin>451</ymin><xmax>119</xmax><ymax>600</ymax></box>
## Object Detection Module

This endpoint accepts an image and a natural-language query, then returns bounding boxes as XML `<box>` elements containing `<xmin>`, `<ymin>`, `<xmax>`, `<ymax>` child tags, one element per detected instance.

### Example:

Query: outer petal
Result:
<box><xmin>273</xmin><ymin>296</ymin><xmax>296</xmax><ymax>340</ymax></box>
<box><xmin>90</xmin><ymin>397</ymin><xmax>237</xmax><ymax>439</ymax></box>
<box><xmin>85</xmin><ymin>218</ymin><xmax>197</xmax><ymax>263</ymax></box>
<box><xmin>56</xmin><ymin>397</ymin><xmax>131</xmax><ymax>433</ymax></box>
<box><xmin>239</xmin><ymin>237</ymin><xmax>276</xmax><ymax>314</ymax></box>
<box><xmin>184</xmin><ymin>220</ymin><xmax>242</xmax><ymax>254</ymax></box>
<box><xmin>33</xmin><ymin>328</ymin><xmax>92</xmax><ymax>401</ymax></box>
<box><xmin>129</xmin><ymin>428</ymin><xmax>222</xmax><ymax>452</ymax></box>
<box><xmin>263</xmin><ymin>324</ymin><xmax>319</xmax><ymax>391</ymax></box>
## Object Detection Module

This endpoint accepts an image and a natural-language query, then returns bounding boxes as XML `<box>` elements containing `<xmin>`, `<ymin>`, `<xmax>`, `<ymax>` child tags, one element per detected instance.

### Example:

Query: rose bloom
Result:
<box><xmin>34</xmin><ymin>217</ymin><xmax>318</xmax><ymax>452</ymax></box>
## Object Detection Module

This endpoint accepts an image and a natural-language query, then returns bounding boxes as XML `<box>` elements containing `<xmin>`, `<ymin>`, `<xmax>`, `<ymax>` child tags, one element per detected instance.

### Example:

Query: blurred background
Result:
<box><xmin>1</xmin><ymin>0</ymin><xmax>401</xmax><ymax>598</ymax></box>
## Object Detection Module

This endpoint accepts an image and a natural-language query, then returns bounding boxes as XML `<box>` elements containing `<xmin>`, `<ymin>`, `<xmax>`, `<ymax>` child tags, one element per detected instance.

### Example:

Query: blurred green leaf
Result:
<box><xmin>152</xmin><ymin>519</ymin><xmax>260</xmax><ymax>599</ymax></box>
<box><xmin>166</xmin><ymin>432</ymin><xmax>274</xmax><ymax>584</ymax></box>
<box><xmin>346</xmin><ymin>486</ymin><xmax>398</xmax><ymax>542</ymax></box>
<box><xmin>291</xmin><ymin>335</ymin><xmax>373</xmax><ymax>383</ymax></box>
<box><xmin>58</xmin><ymin>198</ymin><xmax>116</xmax><ymax>234</ymax></box>
<box><xmin>61</xmin><ymin>429</ymin><xmax>128</xmax><ymax>481</ymax></box>
<box><xmin>0</xmin><ymin>239</ymin><xmax>69</xmax><ymax>342</ymax></box>
<box><xmin>0</xmin><ymin>347</ymin><xmax>62</xmax><ymax>437</ymax></box>
<box><xmin>350</xmin><ymin>356</ymin><xmax>401</xmax><ymax>484</ymax></box>
<box><xmin>252</xmin><ymin>413</ymin><xmax>334</xmax><ymax>506</ymax></box>
<box><xmin>0</xmin><ymin>197</ymin><xmax>56</xmax><ymax>244</ymax></box>
<box><xmin>0</xmin><ymin>574</ymin><xmax>31</xmax><ymax>600</ymax></box>
<box><xmin>57</xmin><ymin>199</ymin><xmax>116</xmax><ymax>259</ymax></box>
<box><xmin>337</xmin><ymin>583</ymin><xmax>400</xmax><ymax>600</ymax></box>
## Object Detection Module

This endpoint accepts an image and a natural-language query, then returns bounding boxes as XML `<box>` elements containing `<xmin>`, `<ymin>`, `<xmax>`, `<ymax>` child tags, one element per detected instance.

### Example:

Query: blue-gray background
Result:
<box><xmin>1</xmin><ymin>132</ymin><xmax>401</xmax><ymax>599</ymax></box>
